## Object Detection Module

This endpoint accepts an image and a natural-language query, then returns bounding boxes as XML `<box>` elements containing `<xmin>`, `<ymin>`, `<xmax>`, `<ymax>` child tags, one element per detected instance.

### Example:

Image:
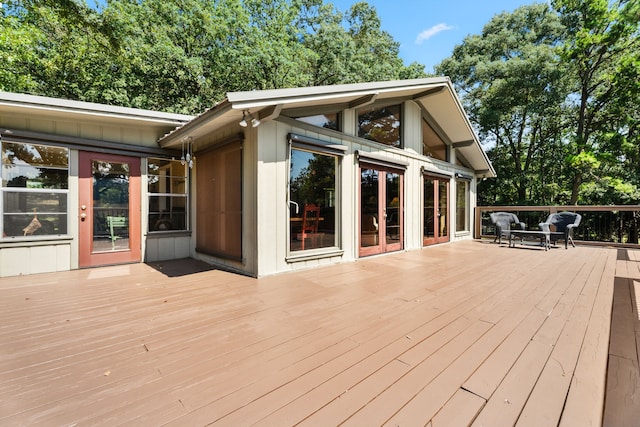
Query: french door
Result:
<box><xmin>423</xmin><ymin>175</ymin><xmax>449</xmax><ymax>245</ymax></box>
<box><xmin>78</xmin><ymin>152</ymin><xmax>141</xmax><ymax>267</ymax></box>
<box><xmin>359</xmin><ymin>164</ymin><xmax>403</xmax><ymax>257</ymax></box>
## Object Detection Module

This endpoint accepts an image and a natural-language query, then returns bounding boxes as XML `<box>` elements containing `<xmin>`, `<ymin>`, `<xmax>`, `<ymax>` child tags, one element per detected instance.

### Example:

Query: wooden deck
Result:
<box><xmin>0</xmin><ymin>240</ymin><xmax>637</xmax><ymax>426</ymax></box>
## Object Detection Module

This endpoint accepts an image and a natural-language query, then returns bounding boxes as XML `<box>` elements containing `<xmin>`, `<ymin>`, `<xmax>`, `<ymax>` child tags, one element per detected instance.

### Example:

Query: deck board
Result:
<box><xmin>0</xmin><ymin>241</ymin><xmax>627</xmax><ymax>426</ymax></box>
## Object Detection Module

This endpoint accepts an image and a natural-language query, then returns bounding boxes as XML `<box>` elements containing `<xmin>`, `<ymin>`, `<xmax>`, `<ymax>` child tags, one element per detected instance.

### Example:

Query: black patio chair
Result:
<box><xmin>539</xmin><ymin>211</ymin><xmax>582</xmax><ymax>249</ymax></box>
<box><xmin>490</xmin><ymin>212</ymin><xmax>526</xmax><ymax>244</ymax></box>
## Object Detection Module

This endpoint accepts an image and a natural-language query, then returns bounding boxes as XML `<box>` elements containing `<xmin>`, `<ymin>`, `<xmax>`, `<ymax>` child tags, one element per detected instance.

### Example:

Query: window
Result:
<box><xmin>1</xmin><ymin>141</ymin><xmax>69</xmax><ymax>238</ymax></box>
<box><xmin>422</xmin><ymin>119</ymin><xmax>448</xmax><ymax>161</ymax></box>
<box><xmin>289</xmin><ymin>148</ymin><xmax>337</xmax><ymax>252</ymax></box>
<box><xmin>294</xmin><ymin>113</ymin><xmax>340</xmax><ymax>131</ymax></box>
<box><xmin>357</xmin><ymin>104</ymin><xmax>401</xmax><ymax>148</ymax></box>
<box><xmin>456</xmin><ymin>179</ymin><xmax>469</xmax><ymax>232</ymax></box>
<box><xmin>147</xmin><ymin>158</ymin><xmax>188</xmax><ymax>232</ymax></box>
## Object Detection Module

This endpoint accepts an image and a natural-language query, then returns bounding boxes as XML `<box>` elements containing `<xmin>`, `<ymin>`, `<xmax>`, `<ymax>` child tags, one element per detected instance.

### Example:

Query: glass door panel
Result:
<box><xmin>438</xmin><ymin>180</ymin><xmax>448</xmax><ymax>239</ymax></box>
<box><xmin>424</xmin><ymin>178</ymin><xmax>436</xmax><ymax>240</ymax></box>
<box><xmin>92</xmin><ymin>161</ymin><xmax>130</xmax><ymax>252</ymax></box>
<box><xmin>360</xmin><ymin>165</ymin><xmax>403</xmax><ymax>256</ymax></box>
<box><xmin>360</xmin><ymin>168</ymin><xmax>379</xmax><ymax>248</ymax></box>
<box><xmin>423</xmin><ymin>175</ymin><xmax>450</xmax><ymax>246</ymax></box>
<box><xmin>385</xmin><ymin>172</ymin><xmax>401</xmax><ymax>246</ymax></box>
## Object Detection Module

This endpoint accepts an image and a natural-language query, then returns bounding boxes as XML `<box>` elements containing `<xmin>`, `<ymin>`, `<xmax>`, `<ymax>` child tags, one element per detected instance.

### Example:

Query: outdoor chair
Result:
<box><xmin>539</xmin><ymin>211</ymin><xmax>582</xmax><ymax>249</ymax></box>
<box><xmin>107</xmin><ymin>216</ymin><xmax>127</xmax><ymax>249</ymax></box>
<box><xmin>490</xmin><ymin>212</ymin><xmax>526</xmax><ymax>244</ymax></box>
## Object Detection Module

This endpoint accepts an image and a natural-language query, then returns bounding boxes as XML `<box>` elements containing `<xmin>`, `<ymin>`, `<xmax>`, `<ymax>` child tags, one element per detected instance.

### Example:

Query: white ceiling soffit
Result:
<box><xmin>415</xmin><ymin>89</ymin><xmax>495</xmax><ymax>178</ymax></box>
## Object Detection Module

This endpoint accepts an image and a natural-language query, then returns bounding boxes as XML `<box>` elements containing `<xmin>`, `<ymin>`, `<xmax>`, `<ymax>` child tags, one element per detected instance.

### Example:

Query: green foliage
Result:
<box><xmin>438</xmin><ymin>3</ymin><xmax>568</xmax><ymax>205</ymax></box>
<box><xmin>567</xmin><ymin>150</ymin><xmax>601</xmax><ymax>173</ymax></box>
<box><xmin>0</xmin><ymin>0</ymin><xmax>420</xmax><ymax>114</ymax></box>
<box><xmin>579</xmin><ymin>176</ymin><xmax>640</xmax><ymax>205</ymax></box>
<box><xmin>443</xmin><ymin>0</ymin><xmax>640</xmax><ymax>207</ymax></box>
<box><xmin>552</xmin><ymin>0</ymin><xmax>640</xmax><ymax>203</ymax></box>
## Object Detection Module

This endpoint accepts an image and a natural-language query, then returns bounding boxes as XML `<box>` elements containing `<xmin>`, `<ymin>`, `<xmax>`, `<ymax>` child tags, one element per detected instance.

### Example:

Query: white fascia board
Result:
<box><xmin>227</xmin><ymin>78</ymin><xmax>450</xmax><ymax>110</ymax></box>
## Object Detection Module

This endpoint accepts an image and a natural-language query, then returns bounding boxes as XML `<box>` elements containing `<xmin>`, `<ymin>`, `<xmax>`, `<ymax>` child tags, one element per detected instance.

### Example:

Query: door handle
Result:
<box><xmin>80</xmin><ymin>213</ymin><xmax>87</xmax><ymax>221</ymax></box>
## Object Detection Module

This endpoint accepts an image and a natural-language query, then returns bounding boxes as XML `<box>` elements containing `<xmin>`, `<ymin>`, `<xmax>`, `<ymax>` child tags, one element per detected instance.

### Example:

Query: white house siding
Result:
<box><xmin>0</xmin><ymin>242</ymin><xmax>71</xmax><ymax>276</ymax></box>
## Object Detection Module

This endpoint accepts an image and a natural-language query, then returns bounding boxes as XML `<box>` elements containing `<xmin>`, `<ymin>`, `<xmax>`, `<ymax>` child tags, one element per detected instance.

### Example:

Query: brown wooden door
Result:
<box><xmin>78</xmin><ymin>152</ymin><xmax>141</xmax><ymax>267</ymax></box>
<box><xmin>423</xmin><ymin>175</ymin><xmax>450</xmax><ymax>245</ymax></box>
<box><xmin>359</xmin><ymin>164</ymin><xmax>404</xmax><ymax>257</ymax></box>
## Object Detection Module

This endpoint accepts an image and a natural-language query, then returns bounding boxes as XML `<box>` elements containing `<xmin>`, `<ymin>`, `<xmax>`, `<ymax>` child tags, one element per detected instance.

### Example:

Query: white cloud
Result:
<box><xmin>415</xmin><ymin>23</ymin><xmax>455</xmax><ymax>44</ymax></box>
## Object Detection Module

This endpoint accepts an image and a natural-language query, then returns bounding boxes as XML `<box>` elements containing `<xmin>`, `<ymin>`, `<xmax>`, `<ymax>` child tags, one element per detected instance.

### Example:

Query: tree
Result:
<box><xmin>553</xmin><ymin>0</ymin><xmax>640</xmax><ymax>204</ymax></box>
<box><xmin>1</xmin><ymin>0</ymin><xmax>422</xmax><ymax>114</ymax></box>
<box><xmin>437</xmin><ymin>4</ymin><xmax>568</xmax><ymax>205</ymax></box>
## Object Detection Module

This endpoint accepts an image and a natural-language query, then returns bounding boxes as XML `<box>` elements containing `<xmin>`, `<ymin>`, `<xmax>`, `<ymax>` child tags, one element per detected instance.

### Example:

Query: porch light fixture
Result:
<box><xmin>239</xmin><ymin>111</ymin><xmax>260</xmax><ymax>128</ymax></box>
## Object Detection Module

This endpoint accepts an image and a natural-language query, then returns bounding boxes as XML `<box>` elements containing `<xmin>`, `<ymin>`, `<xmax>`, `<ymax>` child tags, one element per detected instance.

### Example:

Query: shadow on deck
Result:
<box><xmin>605</xmin><ymin>249</ymin><xmax>640</xmax><ymax>426</ymax></box>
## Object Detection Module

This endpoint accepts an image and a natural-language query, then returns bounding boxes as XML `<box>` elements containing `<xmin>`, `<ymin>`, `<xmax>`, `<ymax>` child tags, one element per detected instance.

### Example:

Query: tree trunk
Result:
<box><xmin>569</xmin><ymin>172</ymin><xmax>581</xmax><ymax>205</ymax></box>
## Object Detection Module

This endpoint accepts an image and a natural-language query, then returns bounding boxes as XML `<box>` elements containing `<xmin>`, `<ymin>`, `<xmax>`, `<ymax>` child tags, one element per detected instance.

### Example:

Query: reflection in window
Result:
<box><xmin>92</xmin><ymin>160</ymin><xmax>130</xmax><ymax>251</ymax></box>
<box><xmin>1</xmin><ymin>141</ymin><xmax>69</xmax><ymax>238</ymax></box>
<box><xmin>289</xmin><ymin>149</ymin><xmax>337</xmax><ymax>252</ymax></box>
<box><xmin>422</xmin><ymin>119</ymin><xmax>448</xmax><ymax>161</ymax></box>
<box><xmin>456</xmin><ymin>180</ymin><xmax>469</xmax><ymax>232</ymax></box>
<box><xmin>293</xmin><ymin>113</ymin><xmax>340</xmax><ymax>131</ymax></box>
<box><xmin>148</xmin><ymin>158</ymin><xmax>188</xmax><ymax>232</ymax></box>
<box><xmin>357</xmin><ymin>104</ymin><xmax>401</xmax><ymax>147</ymax></box>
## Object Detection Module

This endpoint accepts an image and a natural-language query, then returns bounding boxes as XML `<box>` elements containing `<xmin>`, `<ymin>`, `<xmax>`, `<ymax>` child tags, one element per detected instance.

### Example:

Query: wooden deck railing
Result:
<box><xmin>475</xmin><ymin>205</ymin><xmax>640</xmax><ymax>247</ymax></box>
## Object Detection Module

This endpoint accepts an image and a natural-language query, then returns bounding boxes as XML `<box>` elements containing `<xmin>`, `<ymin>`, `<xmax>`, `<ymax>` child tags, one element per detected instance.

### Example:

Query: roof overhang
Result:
<box><xmin>0</xmin><ymin>91</ymin><xmax>192</xmax><ymax>128</ymax></box>
<box><xmin>157</xmin><ymin>78</ymin><xmax>495</xmax><ymax>177</ymax></box>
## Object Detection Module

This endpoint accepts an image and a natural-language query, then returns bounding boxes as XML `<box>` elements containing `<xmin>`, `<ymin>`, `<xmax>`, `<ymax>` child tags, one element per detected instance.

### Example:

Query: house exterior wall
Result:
<box><xmin>0</xmin><ymin>106</ymin><xmax>189</xmax><ymax>277</ymax></box>
<box><xmin>250</xmin><ymin>99</ymin><xmax>478</xmax><ymax>277</ymax></box>
<box><xmin>1</xmin><ymin>81</ymin><xmax>486</xmax><ymax>279</ymax></box>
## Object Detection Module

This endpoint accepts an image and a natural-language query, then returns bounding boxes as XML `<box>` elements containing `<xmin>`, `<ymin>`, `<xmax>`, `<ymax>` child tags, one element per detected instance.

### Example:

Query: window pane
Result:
<box><xmin>3</xmin><ymin>192</ymin><xmax>68</xmax><ymax>236</ymax></box>
<box><xmin>294</xmin><ymin>113</ymin><xmax>339</xmax><ymax>130</ymax></box>
<box><xmin>289</xmin><ymin>149</ymin><xmax>336</xmax><ymax>252</ymax></box>
<box><xmin>422</xmin><ymin>119</ymin><xmax>447</xmax><ymax>161</ymax></box>
<box><xmin>358</xmin><ymin>105</ymin><xmax>401</xmax><ymax>147</ymax></box>
<box><xmin>148</xmin><ymin>159</ymin><xmax>187</xmax><ymax>194</ymax></box>
<box><xmin>147</xmin><ymin>158</ymin><xmax>189</xmax><ymax>232</ymax></box>
<box><xmin>2</xmin><ymin>142</ymin><xmax>69</xmax><ymax>189</ymax></box>
<box><xmin>149</xmin><ymin>195</ymin><xmax>187</xmax><ymax>231</ymax></box>
<box><xmin>2</xmin><ymin>142</ymin><xmax>68</xmax><ymax>168</ymax></box>
<box><xmin>2</xmin><ymin>165</ymin><xmax>68</xmax><ymax>189</ymax></box>
<box><xmin>456</xmin><ymin>181</ymin><xmax>468</xmax><ymax>232</ymax></box>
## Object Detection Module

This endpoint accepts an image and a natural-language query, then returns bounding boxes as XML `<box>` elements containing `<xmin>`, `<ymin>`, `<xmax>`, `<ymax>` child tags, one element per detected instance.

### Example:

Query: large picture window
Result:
<box><xmin>147</xmin><ymin>158</ymin><xmax>188</xmax><ymax>232</ymax></box>
<box><xmin>1</xmin><ymin>141</ymin><xmax>69</xmax><ymax>238</ymax></box>
<box><xmin>289</xmin><ymin>148</ymin><xmax>337</xmax><ymax>252</ymax></box>
<box><xmin>357</xmin><ymin>104</ymin><xmax>401</xmax><ymax>148</ymax></box>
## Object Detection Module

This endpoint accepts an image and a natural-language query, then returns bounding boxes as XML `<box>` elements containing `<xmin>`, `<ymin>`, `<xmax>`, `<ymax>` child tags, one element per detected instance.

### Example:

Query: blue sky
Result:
<box><xmin>330</xmin><ymin>0</ymin><xmax>546</xmax><ymax>72</ymax></box>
